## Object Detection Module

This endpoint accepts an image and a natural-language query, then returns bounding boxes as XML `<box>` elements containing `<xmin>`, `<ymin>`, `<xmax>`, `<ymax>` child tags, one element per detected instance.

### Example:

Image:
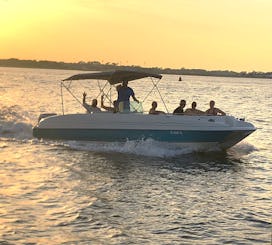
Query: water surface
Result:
<box><xmin>0</xmin><ymin>67</ymin><xmax>271</xmax><ymax>244</ymax></box>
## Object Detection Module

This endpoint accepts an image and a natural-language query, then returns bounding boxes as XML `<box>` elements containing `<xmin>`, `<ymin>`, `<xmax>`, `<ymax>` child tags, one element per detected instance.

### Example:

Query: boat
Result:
<box><xmin>33</xmin><ymin>70</ymin><xmax>256</xmax><ymax>150</ymax></box>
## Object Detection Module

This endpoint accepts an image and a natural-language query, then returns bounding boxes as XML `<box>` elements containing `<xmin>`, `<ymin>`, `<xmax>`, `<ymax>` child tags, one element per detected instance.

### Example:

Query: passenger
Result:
<box><xmin>101</xmin><ymin>95</ymin><xmax>118</xmax><ymax>113</ymax></box>
<box><xmin>82</xmin><ymin>92</ymin><xmax>101</xmax><ymax>113</ymax></box>
<box><xmin>149</xmin><ymin>101</ymin><xmax>165</xmax><ymax>115</ymax></box>
<box><xmin>206</xmin><ymin>100</ymin><xmax>226</xmax><ymax>116</ymax></box>
<box><xmin>173</xmin><ymin>99</ymin><xmax>186</xmax><ymax>115</ymax></box>
<box><xmin>184</xmin><ymin>101</ymin><xmax>204</xmax><ymax>115</ymax></box>
<box><xmin>117</xmin><ymin>80</ymin><xmax>139</xmax><ymax>112</ymax></box>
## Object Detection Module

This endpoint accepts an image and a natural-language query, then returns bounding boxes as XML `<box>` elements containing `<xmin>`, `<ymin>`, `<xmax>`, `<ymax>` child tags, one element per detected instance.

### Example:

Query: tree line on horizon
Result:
<box><xmin>0</xmin><ymin>58</ymin><xmax>271</xmax><ymax>79</ymax></box>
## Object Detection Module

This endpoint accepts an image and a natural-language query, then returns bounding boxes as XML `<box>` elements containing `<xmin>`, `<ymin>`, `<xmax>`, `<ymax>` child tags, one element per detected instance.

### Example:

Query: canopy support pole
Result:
<box><xmin>60</xmin><ymin>82</ymin><xmax>64</xmax><ymax>115</ymax></box>
<box><xmin>141</xmin><ymin>78</ymin><xmax>169</xmax><ymax>113</ymax></box>
<box><xmin>61</xmin><ymin>81</ymin><xmax>83</xmax><ymax>110</ymax></box>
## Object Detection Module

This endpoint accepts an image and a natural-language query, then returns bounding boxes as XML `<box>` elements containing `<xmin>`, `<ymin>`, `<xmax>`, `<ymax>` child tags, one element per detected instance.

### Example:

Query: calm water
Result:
<box><xmin>0</xmin><ymin>67</ymin><xmax>271</xmax><ymax>244</ymax></box>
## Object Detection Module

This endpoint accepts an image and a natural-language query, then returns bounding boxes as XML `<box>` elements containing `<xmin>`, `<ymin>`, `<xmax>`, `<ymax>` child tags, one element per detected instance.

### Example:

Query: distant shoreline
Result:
<box><xmin>0</xmin><ymin>58</ymin><xmax>271</xmax><ymax>79</ymax></box>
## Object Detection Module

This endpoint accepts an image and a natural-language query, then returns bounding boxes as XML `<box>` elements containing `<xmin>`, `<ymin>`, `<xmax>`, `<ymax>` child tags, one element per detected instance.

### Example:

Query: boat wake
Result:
<box><xmin>58</xmin><ymin>139</ymin><xmax>256</xmax><ymax>158</ymax></box>
<box><xmin>229</xmin><ymin>142</ymin><xmax>258</xmax><ymax>156</ymax></box>
<box><xmin>61</xmin><ymin>139</ymin><xmax>197</xmax><ymax>157</ymax></box>
<box><xmin>0</xmin><ymin>105</ymin><xmax>33</xmax><ymax>140</ymax></box>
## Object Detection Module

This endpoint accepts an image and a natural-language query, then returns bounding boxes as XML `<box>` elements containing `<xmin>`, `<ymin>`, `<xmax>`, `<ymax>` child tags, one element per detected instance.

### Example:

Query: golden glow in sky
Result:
<box><xmin>1</xmin><ymin>0</ymin><xmax>272</xmax><ymax>71</ymax></box>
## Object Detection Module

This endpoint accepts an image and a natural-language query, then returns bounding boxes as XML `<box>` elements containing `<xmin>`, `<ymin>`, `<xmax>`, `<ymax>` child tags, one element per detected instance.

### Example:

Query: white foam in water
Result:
<box><xmin>0</xmin><ymin>105</ymin><xmax>34</xmax><ymax>140</ymax></box>
<box><xmin>63</xmin><ymin>139</ymin><xmax>197</xmax><ymax>158</ymax></box>
<box><xmin>0</xmin><ymin>120</ymin><xmax>33</xmax><ymax>140</ymax></box>
<box><xmin>57</xmin><ymin>139</ymin><xmax>258</xmax><ymax>158</ymax></box>
<box><xmin>229</xmin><ymin>142</ymin><xmax>258</xmax><ymax>155</ymax></box>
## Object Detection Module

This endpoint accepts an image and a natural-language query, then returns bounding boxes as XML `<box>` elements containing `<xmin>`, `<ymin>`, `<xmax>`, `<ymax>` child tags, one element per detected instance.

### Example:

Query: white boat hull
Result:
<box><xmin>33</xmin><ymin>113</ymin><xmax>256</xmax><ymax>150</ymax></box>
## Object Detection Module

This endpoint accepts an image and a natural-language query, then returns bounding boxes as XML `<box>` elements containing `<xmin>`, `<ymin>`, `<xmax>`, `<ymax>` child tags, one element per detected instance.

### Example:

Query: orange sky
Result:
<box><xmin>1</xmin><ymin>0</ymin><xmax>272</xmax><ymax>72</ymax></box>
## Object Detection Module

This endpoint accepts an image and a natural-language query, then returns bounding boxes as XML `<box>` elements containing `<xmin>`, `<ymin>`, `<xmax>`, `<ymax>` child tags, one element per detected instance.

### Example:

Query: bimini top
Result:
<box><xmin>63</xmin><ymin>70</ymin><xmax>162</xmax><ymax>85</ymax></box>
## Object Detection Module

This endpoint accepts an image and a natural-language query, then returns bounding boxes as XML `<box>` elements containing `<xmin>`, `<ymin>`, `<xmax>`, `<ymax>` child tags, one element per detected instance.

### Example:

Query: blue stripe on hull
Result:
<box><xmin>33</xmin><ymin>128</ymin><xmax>252</xmax><ymax>144</ymax></box>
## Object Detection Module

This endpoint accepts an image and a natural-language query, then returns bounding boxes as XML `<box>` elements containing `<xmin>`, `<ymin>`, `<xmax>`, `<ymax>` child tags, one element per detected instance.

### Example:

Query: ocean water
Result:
<box><xmin>0</xmin><ymin>67</ymin><xmax>271</xmax><ymax>244</ymax></box>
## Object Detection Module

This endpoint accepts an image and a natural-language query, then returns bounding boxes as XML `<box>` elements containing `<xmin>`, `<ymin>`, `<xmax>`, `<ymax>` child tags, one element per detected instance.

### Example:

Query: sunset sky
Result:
<box><xmin>1</xmin><ymin>0</ymin><xmax>271</xmax><ymax>72</ymax></box>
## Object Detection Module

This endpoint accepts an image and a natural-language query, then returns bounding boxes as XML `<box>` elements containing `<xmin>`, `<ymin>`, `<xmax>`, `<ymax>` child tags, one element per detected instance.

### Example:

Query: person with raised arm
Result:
<box><xmin>82</xmin><ymin>92</ymin><xmax>101</xmax><ymax>113</ymax></box>
<box><xmin>101</xmin><ymin>95</ymin><xmax>118</xmax><ymax>113</ymax></box>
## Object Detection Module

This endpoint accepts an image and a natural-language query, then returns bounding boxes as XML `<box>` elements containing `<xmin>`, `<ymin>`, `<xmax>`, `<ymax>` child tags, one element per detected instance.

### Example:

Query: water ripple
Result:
<box><xmin>0</xmin><ymin>69</ymin><xmax>271</xmax><ymax>244</ymax></box>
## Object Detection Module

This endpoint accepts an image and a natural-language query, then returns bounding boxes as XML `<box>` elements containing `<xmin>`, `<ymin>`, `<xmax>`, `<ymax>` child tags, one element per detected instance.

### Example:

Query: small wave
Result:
<box><xmin>0</xmin><ymin>105</ymin><xmax>33</xmax><ymax>140</ymax></box>
<box><xmin>229</xmin><ymin>142</ymin><xmax>258</xmax><ymax>155</ymax></box>
<box><xmin>60</xmin><ymin>139</ymin><xmax>216</xmax><ymax>158</ymax></box>
<box><xmin>46</xmin><ymin>139</ymin><xmax>259</xmax><ymax>158</ymax></box>
<box><xmin>0</xmin><ymin>105</ymin><xmax>32</xmax><ymax>122</ymax></box>
<box><xmin>0</xmin><ymin>121</ymin><xmax>33</xmax><ymax>140</ymax></box>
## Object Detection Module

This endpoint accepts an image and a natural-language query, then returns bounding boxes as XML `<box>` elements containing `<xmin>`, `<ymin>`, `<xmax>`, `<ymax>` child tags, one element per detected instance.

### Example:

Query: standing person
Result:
<box><xmin>82</xmin><ymin>92</ymin><xmax>101</xmax><ymax>113</ymax></box>
<box><xmin>117</xmin><ymin>81</ymin><xmax>139</xmax><ymax>112</ymax></box>
<box><xmin>185</xmin><ymin>101</ymin><xmax>204</xmax><ymax>115</ymax></box>
<box><xmin>173</xmin><ymin>99</ymin><xmax>186</xmax><ymax>115</ymax></box>
<box><xmin>206</xmin><ymin>100</ymin><xmax>226</xmax><ymax>115</ymax></box>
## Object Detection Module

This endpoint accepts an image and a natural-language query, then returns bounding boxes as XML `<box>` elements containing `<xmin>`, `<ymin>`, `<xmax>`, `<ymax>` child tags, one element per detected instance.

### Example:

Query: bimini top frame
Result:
<box><xmin>63</xmin><ymin>70</ymin><xmax>162</xmax><ymax>85</ymax></box>
<box><xmin>60</xmin><ymin>70</ymin><xmax>167</xmax><ymax>114</ymax></box>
